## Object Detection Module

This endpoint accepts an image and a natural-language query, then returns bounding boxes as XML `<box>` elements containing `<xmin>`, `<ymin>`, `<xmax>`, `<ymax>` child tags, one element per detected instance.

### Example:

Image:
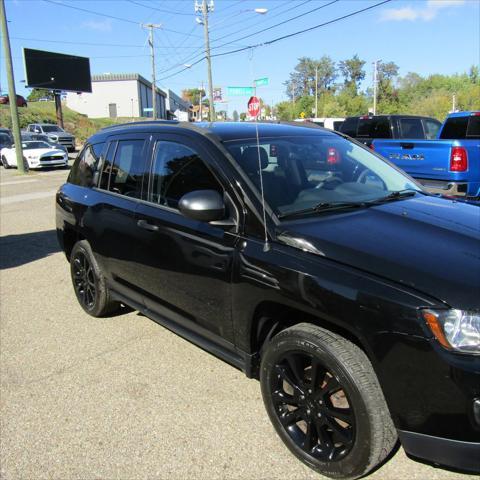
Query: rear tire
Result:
<box><xmin>260</xmin><ymin>323</ymin><xmax>397</xmax><ymax>480</ymax></box>
<box><xmin>1</xmin><ymin>155</ymin><xmax>10</xmax><ymax>169</ymax></box>
<box><xmin>70</xmin><ymin>240</ymin><xmax>120</xmax><ymax>317</ymax></box>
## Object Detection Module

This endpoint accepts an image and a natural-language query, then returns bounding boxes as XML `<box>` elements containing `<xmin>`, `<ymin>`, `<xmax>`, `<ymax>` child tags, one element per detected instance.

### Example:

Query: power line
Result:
<box><xmin>41</xmin><ymin>0</ymin><xmax>203</xmax><ymax>38</ymax></box>
<box><xmin>215</xmin><ymin>0</ymin><xmax>339</xmax><ymax>49</ymax></box>
<box><xmin>126</xmin><ymin>0</ymin><xmax>195</xmax><ymax>16</ymax></box>
<box><xmin>157</xmin><ymin>0</ymin><xmax>391</xmax><ymax>81</ymax></box>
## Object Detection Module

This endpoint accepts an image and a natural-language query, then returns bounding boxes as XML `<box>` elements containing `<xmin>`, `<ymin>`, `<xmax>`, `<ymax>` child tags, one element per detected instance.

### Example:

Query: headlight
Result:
<box><xmin>422</xmin><ymin>309</ymin><xmax>480</xmax><ymax>353</ymax></box>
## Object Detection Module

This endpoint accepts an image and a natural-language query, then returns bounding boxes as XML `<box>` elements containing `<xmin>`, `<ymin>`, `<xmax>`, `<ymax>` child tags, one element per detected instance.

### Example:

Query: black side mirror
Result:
<box><xmin>178</xmin><ymin>190</ymin><xmax>225</xmax><ymax>222</ymax></box>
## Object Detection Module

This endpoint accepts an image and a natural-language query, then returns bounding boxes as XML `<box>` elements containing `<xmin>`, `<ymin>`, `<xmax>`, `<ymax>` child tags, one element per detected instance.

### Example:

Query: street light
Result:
<box><xmin>195</xmin><ymin>1</ymin><xmax>268</xmax><ymax>122</ymax></box>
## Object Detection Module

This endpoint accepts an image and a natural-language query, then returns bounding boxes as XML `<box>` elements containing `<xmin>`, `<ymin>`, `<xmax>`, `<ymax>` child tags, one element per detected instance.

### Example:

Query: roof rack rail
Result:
<box><xmin>100</xmin><ymin>119</ymin><xmax>180</xmax><ymax>131</ymax></box>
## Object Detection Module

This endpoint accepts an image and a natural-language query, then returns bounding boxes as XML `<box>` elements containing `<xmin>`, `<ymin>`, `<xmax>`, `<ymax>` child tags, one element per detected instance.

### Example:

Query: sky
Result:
<box><xmin>1</xmin><ymin>0</ymin><xmax>479</xmax><ymax>115</ymax></box>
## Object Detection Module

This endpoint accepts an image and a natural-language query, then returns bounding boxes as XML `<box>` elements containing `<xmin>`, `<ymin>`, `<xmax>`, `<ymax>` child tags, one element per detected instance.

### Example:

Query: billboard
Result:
<box><xmin>213</xmin><ymin>86</ymin><xmax>223</xmax><ymax>102</ymax></box>
<box><xmin>23</xmin><ymin>48</ymin><xmax>92</xmax><ymax>93</ymax></box>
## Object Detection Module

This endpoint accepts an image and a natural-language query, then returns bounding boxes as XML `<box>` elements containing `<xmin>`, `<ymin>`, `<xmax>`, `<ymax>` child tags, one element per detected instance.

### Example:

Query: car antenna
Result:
<box><xmin>252</xmin><ymin>100</ymin><xmax>270</xmax><ymax>252</ymax></box>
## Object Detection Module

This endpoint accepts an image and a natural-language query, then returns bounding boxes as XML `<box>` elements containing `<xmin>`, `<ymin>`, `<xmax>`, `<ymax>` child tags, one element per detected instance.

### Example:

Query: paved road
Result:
<box><xmin>0</xmin><ymin>166</ymin><xmax>476</xmax><ymax>480</ymax></box>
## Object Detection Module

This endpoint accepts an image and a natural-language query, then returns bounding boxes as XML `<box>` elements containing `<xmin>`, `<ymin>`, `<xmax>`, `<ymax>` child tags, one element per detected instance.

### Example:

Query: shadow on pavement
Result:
<box><xmin>0</xmin><ymin>229</ymin><xmax>60</xmax><ymax>270</ymax></box>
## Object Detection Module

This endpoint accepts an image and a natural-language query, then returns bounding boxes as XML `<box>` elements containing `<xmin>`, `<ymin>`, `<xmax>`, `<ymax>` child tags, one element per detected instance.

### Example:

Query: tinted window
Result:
<box><xmin>424</xmin><ymin>119</ymin><xmax>441</xmax><ymax>139</ymax></box>
<box><xmin>69</xmin><ymin>142</ymin><xmax>104</xmax><ymax>187</ymax></box>
<box><xmin>149</xmin><ymin>141</ymin><xmax>221</xmax><ymax>209</ymax></box>
<box><xmin>22</xmin><ymin>141</ymin><xmax>50</xmax><ymax>149</ymax></box>
<box><xmin>42</xmin><ymin>125</ymin><xmax>63</xmax><ymax>133</ymax></box>
<box><xmin>440</xmin><ymin>116</ymin><xmax>469</xmax><ymax>139</ymax></box>
<box><xmin>399</xmin><ymin>118</ymin><xmax>424</xmax><ymax>139</ymax></box>
<box><xmin>333</xmin><ymin>121</ymin><xmax>343</xmax><ymax>131</ymax></box>
<box><xmin>357</xmin><ymin>117</ymin><xmax>391</xmax><ymax>138</ymax></box>
<box><xmin>466</xmin><ymin>116</ymin><xmax>480</xmax><ymax>138</ymax></box>
<box><xmin>107</xmin><ymin>139</ymin><xmax>146</xmax><ymax>197</ymax></box>
<box><xmin>339</xmin><ymin>117</ymin><xmax>358</xmax><ymax>137</ymax></box>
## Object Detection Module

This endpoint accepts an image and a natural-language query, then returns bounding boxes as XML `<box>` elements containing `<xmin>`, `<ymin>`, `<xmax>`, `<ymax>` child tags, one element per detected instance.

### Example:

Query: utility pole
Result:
<box><xmin>452</xmin><ymin>93</ymin><xmax>457</xmax><ymax>113</ymax></box>
<box><xmin>373</xmin><ymin>60</ymin><xmax>380</xmax><ymax>115</ymax></box>
<box><xmin>195</xmin><ymin>0</ymin><xmax>215</xmax><ymax>122</ymax></box>
<box><xmin>143</xmin><ymin>23</ymin><xmax>162</xmax><ymax>119</ymax></box>
<box><xmin>315</xmin><ymin>66</ymin><xmax>318</xmax><ymax>118</ymax></box>
<box><xmin>54</xmin><ymin>91</ymin><xmax>64</xmax><ymax>128</ymax></box>
<box><xmin>0</xmin><ymin>0</ymin><xmax>24</xmax><ymax>173</ymax></box>
<box><xmin>199</xmin><ymin>81</ymin><xmax>204</xmax><ymax>121</ymax></box>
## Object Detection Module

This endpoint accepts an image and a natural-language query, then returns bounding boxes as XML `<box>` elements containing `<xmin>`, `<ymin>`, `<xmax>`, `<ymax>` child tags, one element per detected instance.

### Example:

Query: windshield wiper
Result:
<box><xmin>278</xmin><ymin>201</ymin><xmax>369</xmax><ymax>220</ymax></box>
<box><xmin>369</xmin><ymin>189</ymin><xmax>418</xmax><ymax>204</ymax></box>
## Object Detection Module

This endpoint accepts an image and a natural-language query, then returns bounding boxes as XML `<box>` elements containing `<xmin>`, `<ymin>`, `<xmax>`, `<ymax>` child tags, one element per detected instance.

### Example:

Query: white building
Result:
<box><xmin>66</xmin><ymin>73</ymin><xmax>168</xmax><ymax>119</ymax></box>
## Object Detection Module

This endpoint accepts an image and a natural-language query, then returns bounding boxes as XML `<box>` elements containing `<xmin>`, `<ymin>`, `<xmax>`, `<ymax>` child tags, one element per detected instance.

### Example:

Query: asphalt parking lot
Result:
<box><xmin>0</xmin><ymin>165</ymin><xmax>476</xmax><ymax>480</ymax></box>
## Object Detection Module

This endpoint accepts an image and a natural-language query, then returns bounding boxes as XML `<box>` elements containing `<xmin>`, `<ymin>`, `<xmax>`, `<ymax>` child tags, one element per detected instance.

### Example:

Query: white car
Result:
<box><xmin>0</xmin><ymin>141</ymin><xmax>68</xmax><ymax>169</ymax></box>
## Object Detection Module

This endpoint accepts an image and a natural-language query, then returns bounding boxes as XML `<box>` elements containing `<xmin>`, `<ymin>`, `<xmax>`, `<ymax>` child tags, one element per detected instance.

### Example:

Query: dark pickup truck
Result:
<box><xmin>339</xmin><ymin>114</ymin><xmax>442</xmax><ymax>148</ymax></box>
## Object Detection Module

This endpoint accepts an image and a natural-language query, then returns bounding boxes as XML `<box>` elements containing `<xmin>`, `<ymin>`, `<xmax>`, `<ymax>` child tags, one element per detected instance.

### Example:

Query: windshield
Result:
<box><xmin>41</xmin><ymin>125</ymin><xmax>63</xmax><ymax>133</ymax></box>
<box><xmin>22</xmin><ymin>141</ymin><xmax>51</xmax><ymax>149</ymax></box>
<box><xmin>225</xmin><ymin>134</ymin><xmax>420</xmax><ymax>217</ymax></box>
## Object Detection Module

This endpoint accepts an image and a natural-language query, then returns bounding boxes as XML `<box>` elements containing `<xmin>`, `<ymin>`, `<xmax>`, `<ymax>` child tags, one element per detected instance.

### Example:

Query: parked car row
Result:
<box><xmin>0</xmin><ymin>93</ymin><xmax>28</xmax><ymax>107</ymax></box>
<box><xmin>0</xmin><ymin>123</ymin><xmax>76</xmax><ymax>170</ymax></box>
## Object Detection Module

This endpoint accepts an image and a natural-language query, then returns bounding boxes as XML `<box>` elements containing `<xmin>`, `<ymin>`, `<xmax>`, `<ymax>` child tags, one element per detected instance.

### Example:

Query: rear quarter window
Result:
<box><xmin>440</xmin><ymin>116</ymin><xmax>468</xmax><ymax>139</ymax></box>
<box><xmin>68</xmin><ymin>142</ymin><xmax>104</xmax><ymax>187</ymax></box>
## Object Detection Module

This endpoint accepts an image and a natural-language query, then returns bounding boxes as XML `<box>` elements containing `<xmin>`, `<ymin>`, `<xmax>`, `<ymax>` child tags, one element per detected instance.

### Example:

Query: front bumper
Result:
<box><xmin>31</xmin><ymin>160</ymin><xmax>67</xmax><ymax>168</ymax></box>
<box><xmin>399</xmin><ymin>430</ymin><xmax>480</xmax><ymax>472</ymax></box>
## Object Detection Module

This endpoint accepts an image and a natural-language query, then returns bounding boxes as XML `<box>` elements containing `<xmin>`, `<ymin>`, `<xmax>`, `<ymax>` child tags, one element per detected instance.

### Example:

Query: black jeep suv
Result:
<box><xmin>56</xmin><ymin>121</ymin><xmax>480</xmax><ymax>479</ymax></box>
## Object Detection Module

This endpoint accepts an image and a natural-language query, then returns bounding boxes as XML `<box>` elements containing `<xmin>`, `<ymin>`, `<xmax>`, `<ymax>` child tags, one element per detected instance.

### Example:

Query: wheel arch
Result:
<box><xmin>248</xmin><ymin>300</ymin><xmax>374</xmax><ymax>379</ymax></box>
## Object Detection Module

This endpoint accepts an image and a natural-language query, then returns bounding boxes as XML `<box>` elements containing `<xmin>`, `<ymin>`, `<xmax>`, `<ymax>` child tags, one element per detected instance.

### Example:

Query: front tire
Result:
<box><xmin>70</xmin><ymin>240</ymin><xmax>120</xmax><ymax>317</ymax></box>
<box><xmin>260</xmin><ymin>323</ymin><xmax>397</xmax><ymax>480</ymax></box>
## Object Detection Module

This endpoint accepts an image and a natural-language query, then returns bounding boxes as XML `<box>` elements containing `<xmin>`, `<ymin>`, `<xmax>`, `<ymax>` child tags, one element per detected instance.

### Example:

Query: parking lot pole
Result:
<box><xmin>54</xmin><ymin>92</ymin><xmax>64</xmax><ymax>129</ymax></box>
<box><xmin>0</xmin><ymin>0</ymin><xmax>25</xmax><ymax>173</ymax></box>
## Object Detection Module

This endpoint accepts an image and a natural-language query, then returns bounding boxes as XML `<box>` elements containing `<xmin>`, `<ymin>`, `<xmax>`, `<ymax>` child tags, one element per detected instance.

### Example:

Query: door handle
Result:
<box><xmin>137</xmin><ymin>219</ymin><xmax>159</xmax><ymax>232</ymax></box>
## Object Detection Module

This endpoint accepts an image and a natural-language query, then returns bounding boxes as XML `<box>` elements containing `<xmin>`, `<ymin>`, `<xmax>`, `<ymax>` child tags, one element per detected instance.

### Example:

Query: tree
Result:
<box><xmin>284</xmin><ymin>56</ymin><xmax>337</xmax><ymax>100</ymax></box>
<box><xmin>469</xmin><ymin>65</ymin><xmax>479</xmax><ymax>84</ymax></box>
<box><xmin>239</xmin><ymin>112</ymin><xmax>247</xmax><ymax>121</ymax></box>
<box><xmin>338</xmin><ymin>54</ymin><xmax>365</xmax><ymax>93</ymax></box>
<box><xmin>27</xmin><ymin>88</ymin><xmax>53</xmax><ymax>102</ymax></box>
<box><xmin>377</xmin><ymin>61</ymin><xmax>399</xmax><ymax>108</ymax></box>
<box><xmin>181</xmin><ymin>88</ymin><xmax>205</xmax><ymax>105</ymax></box>
<box><xmin>232</xmin><ymin>110</ymin><xmax>239</xmax><ymax>122</ymax></box>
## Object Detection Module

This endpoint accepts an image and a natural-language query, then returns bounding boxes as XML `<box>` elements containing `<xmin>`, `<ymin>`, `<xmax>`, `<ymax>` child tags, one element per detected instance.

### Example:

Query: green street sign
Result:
<box><xmin>227</xmin><ymin>86</ymin><xmax>254</xmax><ymax>96</ymax></box>
<box><xmin>254</xmin><ymin>77</ymin><xmax>269</xmax><ymax>87</ymax></box>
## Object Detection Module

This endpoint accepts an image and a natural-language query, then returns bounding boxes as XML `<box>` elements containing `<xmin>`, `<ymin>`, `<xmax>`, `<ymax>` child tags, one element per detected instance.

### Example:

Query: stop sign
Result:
<box><xmin>247</xmin><ymin>96</ymin><xmax>260</xmax><ymax>117</ymax></box>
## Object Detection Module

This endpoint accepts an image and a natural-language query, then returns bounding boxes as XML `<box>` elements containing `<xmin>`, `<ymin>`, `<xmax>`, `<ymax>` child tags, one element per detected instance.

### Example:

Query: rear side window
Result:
<box><xmin>399</xmin><ymin>118</ymin><xmax>424</xmax><ymax>139</ymax></box>
<box><xmin>357</xmin><ymin>117</ymin><xmax>391</xmax><ymax>138</ymax></box>
<box><xmin>440</xmin><ymin>116</ymin><xmax>469</xmax><ymax>139</ymax></box>
<box><xmin>107</xmin><ymin>139</ymin><xmax>147</xmax><ymax>197</ymax></box>
<box><xmin>339</xmin><ymin>117</ymin><xmax>358</xmax><ymax>137</ymax></box>
<box><xmin>466</xmin><ymin>116</ymin><xmax>480</xmax><ymax>138</ymax></box>
<box><xmin>333</xmin><ymin>121</ymin><xmax>343</xmax><ymax>131</ymax></box>
<box><xmin>68</xmin><ymin>142</ymin><xmax>104</xmax><ymax>187</ymax></box>
<box><xmin>149</xmin><ymin>140</ymin><xmax>221</xmax><ymax>209</ymax></box>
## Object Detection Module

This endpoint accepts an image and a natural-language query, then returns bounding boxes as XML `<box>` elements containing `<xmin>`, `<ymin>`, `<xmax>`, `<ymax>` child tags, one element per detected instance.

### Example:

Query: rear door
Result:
<box><xmin>134</xmin><ymin>132</ymin><xmax>239</xmax><ymax>343</ymax></box>
<box><xmin>87</xmin><ymin>133</ymin><xmax>150</xmax><ymax>305</ymax></box>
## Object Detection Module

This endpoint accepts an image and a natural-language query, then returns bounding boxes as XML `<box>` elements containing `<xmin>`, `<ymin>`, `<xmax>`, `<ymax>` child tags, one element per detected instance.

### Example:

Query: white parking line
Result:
<box><xmin>0</xmin><ymin>179</ymin><xmax>39</xmax><ymax>186</ymax></box>
<box><xmin>0</xmin><ymin>189</ymin><xmax>57</xmax><ymax>205</ymax></box>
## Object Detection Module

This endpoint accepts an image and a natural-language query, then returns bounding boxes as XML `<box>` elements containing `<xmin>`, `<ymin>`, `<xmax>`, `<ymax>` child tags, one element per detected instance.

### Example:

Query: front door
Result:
<box><xmin>134</xmin><ymin>133</ymin><xmax>239</xmax><ymax>343</ymax></box>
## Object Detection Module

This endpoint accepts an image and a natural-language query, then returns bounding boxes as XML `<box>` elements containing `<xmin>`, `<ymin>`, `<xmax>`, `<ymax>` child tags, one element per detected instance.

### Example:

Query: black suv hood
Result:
<box><xmin>280</xmin><ymin>195</ymin><xmax>480</xmax><ymax>309</ymax></box>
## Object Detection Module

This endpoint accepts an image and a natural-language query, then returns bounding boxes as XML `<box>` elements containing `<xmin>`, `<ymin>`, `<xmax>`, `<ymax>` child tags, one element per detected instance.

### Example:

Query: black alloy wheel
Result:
<box><xmin>69</xmin><ymin>240</ymin><xmax>119</xmax><ymax>317</ymax></box>
<box><xmin>272</xmin><ymin>351</ymin><xmax>355</xmax><ymax>462</ymax></box>
<box><xmin>261</xmin><ymin>323</ymin><xmax>397</xmax><ymax>480</ymax></box>
<box><xmin>72</xmin><ymin>250</ymin><xmax>97</xmax><ymax>311</ymax></box>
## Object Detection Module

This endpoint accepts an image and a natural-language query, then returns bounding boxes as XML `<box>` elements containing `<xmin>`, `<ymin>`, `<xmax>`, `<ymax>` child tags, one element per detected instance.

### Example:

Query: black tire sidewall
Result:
<box><xmin>70</xmin><ymin>241</ymin><xmax>108</xmax><ymax>317</ymax></box>
<box><xmin>260</xmin><ymin>333</ymin><xmax>374</xmax><ymax>480</ymax></box>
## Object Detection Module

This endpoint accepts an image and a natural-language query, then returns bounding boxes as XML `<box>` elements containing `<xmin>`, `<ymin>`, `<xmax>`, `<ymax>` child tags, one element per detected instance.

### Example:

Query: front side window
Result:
<box><xmin>424</xmin><ymin>119</ymin><xmax>441</xmax><ymax>139</ymax></box>
<box><xmin>399</xmin><ymin>118</ymin><xmax>424</xmax><ymax>139</ymax></box>
<box><xmin>225</xmin><ymin>134</ymin><xmax>419</xmax><ymax>217</ymax></box>
<box><xmin>149</xmin><ymin>141</ymin><xmax>221</xmax><ymax>208</ymax></box>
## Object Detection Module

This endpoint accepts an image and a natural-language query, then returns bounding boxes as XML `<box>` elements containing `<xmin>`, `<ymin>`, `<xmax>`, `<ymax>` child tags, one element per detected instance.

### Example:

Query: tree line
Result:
<box><xmin>275</xmin><ymin>55</ymin><xmax>479</xmax><ymax>121</ymax></box>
